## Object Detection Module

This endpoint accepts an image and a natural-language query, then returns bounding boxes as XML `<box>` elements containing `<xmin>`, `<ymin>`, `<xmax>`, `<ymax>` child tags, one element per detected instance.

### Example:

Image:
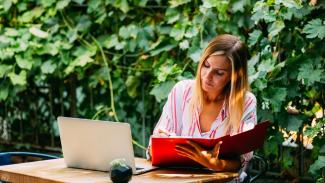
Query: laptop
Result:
<box><xmin>57</xmin><ymin>116</ymin><xmax>156</xmax><ymax>174</ymax></box>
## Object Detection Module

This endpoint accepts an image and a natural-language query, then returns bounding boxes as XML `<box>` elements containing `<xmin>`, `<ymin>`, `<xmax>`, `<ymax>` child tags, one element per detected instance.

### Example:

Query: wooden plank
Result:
<box><xmin>0</xmin><ymin>158</ymin><xmax>238</xmax><ymax>183</ymax></box>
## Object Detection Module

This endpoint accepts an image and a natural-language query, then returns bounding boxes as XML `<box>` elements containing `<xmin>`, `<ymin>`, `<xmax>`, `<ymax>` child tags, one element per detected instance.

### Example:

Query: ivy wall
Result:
<box><xmin>0</xmin><ymin>0</ymin><xmax>324</xmax><ymax>181</ymax></box>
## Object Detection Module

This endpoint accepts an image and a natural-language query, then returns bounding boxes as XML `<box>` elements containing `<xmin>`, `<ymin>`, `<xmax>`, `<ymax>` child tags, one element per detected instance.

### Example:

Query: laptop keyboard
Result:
<box><xmin>136</xmin><ymin>167</ymin><xmax>144</xmax><ymax>170</ymax></box>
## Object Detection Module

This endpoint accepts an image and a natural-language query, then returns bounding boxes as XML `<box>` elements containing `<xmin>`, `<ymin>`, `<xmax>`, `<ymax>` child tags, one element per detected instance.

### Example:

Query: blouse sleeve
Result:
<box><xmin>152</xmin><ymin>81</ymin><xmax>186</xmax><ymax>136</ymax></box>
<box><xmin>239</xmin><ymin>92</ymin><xmax>257</xmax><ymax>171</ymax></box>
<box><xmin>146</xmin><ymin>80</ymin><xmax>188</xmax><ymax>159</ymax></box>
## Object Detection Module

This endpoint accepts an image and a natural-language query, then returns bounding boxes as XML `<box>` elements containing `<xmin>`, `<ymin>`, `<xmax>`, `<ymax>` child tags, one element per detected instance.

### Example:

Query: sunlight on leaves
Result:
<box><xmin>29</xmin><ymin>27</ymin><xmax>49</xmax><ymax>39</ymax></box>
<box><xmin>8</xmin><ymin>71</ymin><xmax>27</xmax><ymax>86</ymax></box>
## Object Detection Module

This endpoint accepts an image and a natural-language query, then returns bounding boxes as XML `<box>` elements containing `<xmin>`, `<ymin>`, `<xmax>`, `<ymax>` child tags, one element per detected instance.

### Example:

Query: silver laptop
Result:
<box><xmin>57</xmin><ymin>116</ymin><xmax>156</xmax><ymax>174</ymax></box>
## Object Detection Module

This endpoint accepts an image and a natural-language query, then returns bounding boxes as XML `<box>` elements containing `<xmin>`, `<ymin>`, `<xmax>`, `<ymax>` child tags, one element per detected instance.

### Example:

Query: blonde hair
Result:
<box><xmin>191</xmin><ymin>34</ymin><xmax>250</xmax><ymax>134</ymax></box>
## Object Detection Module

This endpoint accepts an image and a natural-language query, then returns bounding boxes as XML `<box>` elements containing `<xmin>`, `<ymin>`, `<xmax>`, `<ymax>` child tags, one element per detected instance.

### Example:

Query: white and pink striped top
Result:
<box><xmin>150</xmin><ymin>79</ymin><xmax>257</xmax><ymax>182</ymax></box>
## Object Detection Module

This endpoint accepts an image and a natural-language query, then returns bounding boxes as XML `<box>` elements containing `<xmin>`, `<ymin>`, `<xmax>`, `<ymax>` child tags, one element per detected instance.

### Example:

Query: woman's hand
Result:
<box><xmin>175</xmin><ymin>140</ymin><xmax>240</xmax><ymax>172</ymax></box>
<box><xmin>149</xmin><ymin>128</ymin><xmax>176</xmax><ymax>158</ymax></box>
<box><xmin>175</xmin><ymin>140</ymin><xmax>224</xmax><ymax>171</ymax></box>
<box><xmin>153</xmin><ymin>128</ymin><xmax>176</xmax><ymax>137</ymax></box>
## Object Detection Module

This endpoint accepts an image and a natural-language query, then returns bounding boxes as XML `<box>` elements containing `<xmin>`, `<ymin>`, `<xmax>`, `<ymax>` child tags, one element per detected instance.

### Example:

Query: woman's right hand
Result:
<box><xmin>149</xmin><ymin>129</ymin><xmax>176</xmax><ymax>158</ymax></box>
<box><xmin>153</xmin><ymin>128</ymin><xmax>176</xmax><ymax>137</ymax></box>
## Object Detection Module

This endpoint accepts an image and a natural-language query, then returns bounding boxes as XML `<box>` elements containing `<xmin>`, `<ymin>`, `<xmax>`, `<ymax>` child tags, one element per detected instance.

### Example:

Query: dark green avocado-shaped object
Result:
<box><xmin>109</xmin><ymin>159</ymin><xmax>132</xmax><ymax>183</ymax></box>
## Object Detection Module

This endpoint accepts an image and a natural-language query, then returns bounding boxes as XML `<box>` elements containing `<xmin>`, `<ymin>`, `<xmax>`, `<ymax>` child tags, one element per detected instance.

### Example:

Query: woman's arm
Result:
<box><xmin>147</xmin><ymin>81</ymin><xmax>191</xmax><ymax>159</ymax></box>
<box><xmin>175</xmin><ymin>141</ymin><xmax>240</xmax><ymax>172</ymax></box>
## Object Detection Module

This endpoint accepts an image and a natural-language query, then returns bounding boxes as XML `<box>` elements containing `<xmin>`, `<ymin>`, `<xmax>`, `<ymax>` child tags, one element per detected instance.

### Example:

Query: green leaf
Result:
<box><xmin>56</xmin><ymin>0</ymin><xmax>71</xmax><ymax>10</ymax></box>
<box><xmin>113</xmin><ymin>0</ymin><xmax>130</xmax><ymax>13</ymax></box>
<box><xmin>65</xmin><ymin>51</ymin><xmax>94</xmax><ymax>75</ymax></box>
<box><xmin>257</xmin><ymin>58</ymin><xmax>275</xmax><ymax>73</ymax></box>
<box><xmin>309</xmin><ymin>156</ymin><xmax>325</xmax><ymax>175</ymax></box>
<box><xmin>253</xmin><ymin>78</ymin><xmax>267</xmax><ymax>90</ymax></box>
<box><xmin>37</xmin><ymin>43</ymin><xmax>59</xmax><ymax>56</ymax></box>
<box><xmin>0</xmin><ymin>85</ymin><xmax>9</xmax><ymax>101</ymax></box>
<box><xmin>297</xmin><ymin>63</ymin><xmax>323</xmax><ymax>86</ymax></box>
<box><xmin>184</xmin><ymin>27</ymin><xmax>199</xmax><ymax>38</ymax></box>
<box><xmin>15</xmin><ymin>55</ymin><xmax>32</xmax><ymax>70</ymax></box>
<box><xmin>133</xmin><ymin>0</ymin><xmax>148</xmax><ymax>7</ymax></box>
<box><xmin>202</xmin><ymin>0</ymin><xmax>228</xmax><ymax>10</ymax></box>
<box><xmin>321</xmin><ymin>144</ymin><xmax>325</xmax><ymax>153</ymax></box>
<box><xmin>280</xmin><ymin>8</ymin><xmax>293</xmax><ymax>20</ymax></box>
<box><xmin>41</xmin><ymin>60</ymin><xmax>57</xmax><ymax>74</ymax></box>
<box><xmin>72</xmin><ymin>0</ymin><xmax>84</xmax><ymax>4</ymax></box>
<box><xmin>18</xmin><ymin>7</ymin><xmax>44</xmax><ymax>23</ymax></box>
<box><xmin>29</xmin><ymin>27</ymin><xmax>49</xmax><ymax>39</ymax></box>
<box><xmin>0</xmin><ymin>48</ymin><xmax>15</xmax><ymax>60</ymax></box>
<box><xmin>150</xmin><ymin>81</ymin><xmax>176</xmax><ymax>102</ymax></box>
<box><xmin>251</xmin><ymin>1</ymin><xmax>276</xmax><ymax>23</ymax></box>
<box><xmin>269</xmin><ymin>87</ymin><xmax>287</xmax><ymax>112</ymax></box>
<box><xmin>119</xmin><ymin>24</ymin><xmax>139</xmax><ymax>39</ymax></box>
<box><xmin>287</xmin><ymin>115</ymin><xmax>303</xmax><ymax>131</ymax></box>
<box><xmin>75</xmin><ymin>52</ymin><xmax>94</xmax><ymax>67</ymax></box>
<box><xmin>248</xmin><ymin>30</ymin><xmax>262</xmax><ymax>46</ymax></box>
<box><xmin>3</xmin><ymin>0</ymin><xmax>13</xmax><ymax>11</ymax></box>
<box><xmin>248</xmin><ymin>54</ymin><xmax>259</xmax><ymax>83</ymax></box>
<box><xmin>125</xmin><ymin>75</ymin><xmax>140</xmax><ymax>98</ymax></box>
<box><xmin>218</xmin><ymin>1</ymin><xmax>229</xmax><ymax>13</ymax></box>
<box><xmin>5</xmin><ymin>28</ymin><xmax>19</xmax><ymax>37</ymax></box>
<box><xmin>187</xmin><ymin>46</ymin><xmax>201</xmax><ymax>62</ymax></box>
<box><xmin>230</xmin><ymin>0</ymin><xmax>249</xmax><ymax>13</ymax></box>
<box><xmin>76</xmin><ymin>15</ymin><xmax>92</xmax><ymax>32</ymax></box>
<box><xmin>268</xmin><ymin>20</ymin><xmax>285</xmax><ymax>39</ymax></box>
<box><xmin>169</xmin><ymin>0</ymin><xmax>191</xmax><ymax>8</ymax></box>
<box><xmin>165</xmin><ymin>8</ymin><xmax>180</xmax><ymax>24</ymax></box>
<box><xmin>101</xmin><ymin>34</ymin><xmax>119</xmax><ymax>49</ymax></box>
<box><xmin>114</xmin><ymin>41</ymin><xmax>125</xmax><ymax>50</ymax></box>
<box><xmin>16</xmin><ymin>2</ymin><xmax>27</xmax><ymax>11</ymax></box>
<box><xmin>282</xmin><ymin>150</ymin><xmax>294</xmax><ymax>168</ymax></box>
<box><xmin>303</xmin><ymin>18</ymin><xmax>325</xmax><ymax>39</ymax></box>
<box><xmin>291</xmin><ymin>6</ymin><xmax>311</xmax><ymax>19</ymax></box>
<box><xmin>275</xmin><ymin>0</ymin><xmax>302</xmax><ymax>9</ymax></box>
<box><xmin>264</xmin><ymin>135</ymin><xmax>280</xmax><ymax>156</ymax></box>
<box><xmin>87</xmin><ymin>0</ymin><xmax>101</xmax><ymax>13</ymax></box>
<box><xmin>8</xmin><ymin>70</ymin><xmax>27</xmax><ymax>86</ymax></box>
<box><xmin>0</xmin><ymin>35</ymin><xmax>12</xmax><ymax>45</ymax></box>
<box><xmin>157</xmin><ymin>63</ymin><xmax>174</xmax><ymax>82</ymax></box>
<box><xmin>170</xmin><ymin>24</ymin><xmax>186</xmax><ymax>41</ymax></box>
<box><xmin>39</xmin><ymin>0</ymin><xmax>56</xmax><ymax>7</ymax></box>
<box><xmin>179</xmin><ymin>40</ymin><xmax>189</xmax><ymax>50</ymax></box>
<box><xmin>0</xmin><ymin>65</ymin><xmax>12</xmax><ymax>78</ymax></box>
<box><xmin>150</xmin><ymin>43</ymin><xmax>176</xmax><ymax>56</ymax></box>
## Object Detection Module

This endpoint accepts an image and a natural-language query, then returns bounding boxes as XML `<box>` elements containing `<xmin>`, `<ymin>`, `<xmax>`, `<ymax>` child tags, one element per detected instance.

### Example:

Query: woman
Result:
<box><xmin>148</xmin><ymin>34</ymin><xmax>256</xmax><ymax>182</ymax></box>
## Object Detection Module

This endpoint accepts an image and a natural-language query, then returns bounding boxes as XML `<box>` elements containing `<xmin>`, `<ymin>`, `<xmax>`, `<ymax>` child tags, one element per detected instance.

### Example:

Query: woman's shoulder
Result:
<box><xmin>245</xmin><ymin>91</ymin><xmax>256</xmax><ymax>102</ymax></box>
<box><xmin>173</xmin><ymin>79</ymin><xmax>195</xmax><ymax>91</ymax></box>
<box><xmin>244</xmin><ymin>91</ymin><xmax>257</xmax><ymax>110</ymax></box>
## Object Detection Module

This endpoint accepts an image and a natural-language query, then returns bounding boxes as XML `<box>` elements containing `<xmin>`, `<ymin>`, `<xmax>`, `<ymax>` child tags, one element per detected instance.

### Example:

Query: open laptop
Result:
<box><xmin>57</xmin><ymin>116</ymin><xmax>156</xmax><ymax>174</ymax></box>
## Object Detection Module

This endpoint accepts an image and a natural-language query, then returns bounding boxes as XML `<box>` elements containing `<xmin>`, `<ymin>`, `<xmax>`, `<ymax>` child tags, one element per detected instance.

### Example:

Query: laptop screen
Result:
<box><xmin>57</xmin><ymin>117</ymin><xmax>136</xmax><ymax>172</ymax></box>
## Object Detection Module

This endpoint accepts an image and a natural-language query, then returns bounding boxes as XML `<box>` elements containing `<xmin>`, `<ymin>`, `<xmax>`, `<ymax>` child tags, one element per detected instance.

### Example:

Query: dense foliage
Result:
<box><xmin>0</xmin><ymin>0</ymin><xmax>324</xmax><ymax>181</ymax></box>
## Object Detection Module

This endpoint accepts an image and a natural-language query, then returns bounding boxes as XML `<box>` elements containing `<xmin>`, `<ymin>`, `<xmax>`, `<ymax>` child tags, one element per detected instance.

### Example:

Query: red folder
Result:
<box><xmin>151</xmin><ymin>121</ymin><xmax>270</xmax><ymax>167</ymax></box>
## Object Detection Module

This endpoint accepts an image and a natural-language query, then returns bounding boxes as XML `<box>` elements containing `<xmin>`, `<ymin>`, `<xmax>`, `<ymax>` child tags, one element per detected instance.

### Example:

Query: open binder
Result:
<box><xmin>151</xmin><ymin>121</ymin><xmax>270</xmax><ymax>167</ymax></box>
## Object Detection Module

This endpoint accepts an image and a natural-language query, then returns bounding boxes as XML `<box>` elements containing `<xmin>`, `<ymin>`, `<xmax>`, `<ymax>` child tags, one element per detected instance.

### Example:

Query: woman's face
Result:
<box><xmin>200</xmin><ymin>55</ymin><xmax>231</xmax><ymax>96</ymax></box>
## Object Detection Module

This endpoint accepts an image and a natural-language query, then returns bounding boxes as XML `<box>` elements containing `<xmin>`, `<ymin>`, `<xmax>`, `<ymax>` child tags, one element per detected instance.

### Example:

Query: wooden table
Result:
<box><xmin>0</xmin><ymin>158</ymin><xmax>238</xmax><ymax>183</ymax></box>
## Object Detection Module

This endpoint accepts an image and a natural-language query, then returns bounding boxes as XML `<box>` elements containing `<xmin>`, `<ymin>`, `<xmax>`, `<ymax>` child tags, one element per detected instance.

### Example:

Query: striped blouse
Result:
<box><xmin>150</xmin><ymin>79</ymin><xmax>257</xmax><ymax>182</ymax></box>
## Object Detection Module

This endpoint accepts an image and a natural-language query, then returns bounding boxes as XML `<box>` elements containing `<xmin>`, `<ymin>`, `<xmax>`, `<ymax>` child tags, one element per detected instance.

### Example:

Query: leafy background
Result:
<box><xmin>0</xmin><ymin>0</ymin><xmax>324</xmax><ymax>181</ymax></box>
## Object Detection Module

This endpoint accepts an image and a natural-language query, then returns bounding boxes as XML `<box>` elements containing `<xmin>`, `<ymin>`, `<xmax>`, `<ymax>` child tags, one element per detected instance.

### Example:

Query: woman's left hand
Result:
<box><xmin>175</xmin><ymin>140</ymin><xmax>224</xmax><ymax>171</ymax></box>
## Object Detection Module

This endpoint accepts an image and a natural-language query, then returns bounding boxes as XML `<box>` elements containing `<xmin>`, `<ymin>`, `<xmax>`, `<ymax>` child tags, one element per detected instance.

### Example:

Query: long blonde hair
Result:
<box><xmin>191</xmin><ymin>34</ymin><xmax>250</xmax><ymax>134</ymax></box>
